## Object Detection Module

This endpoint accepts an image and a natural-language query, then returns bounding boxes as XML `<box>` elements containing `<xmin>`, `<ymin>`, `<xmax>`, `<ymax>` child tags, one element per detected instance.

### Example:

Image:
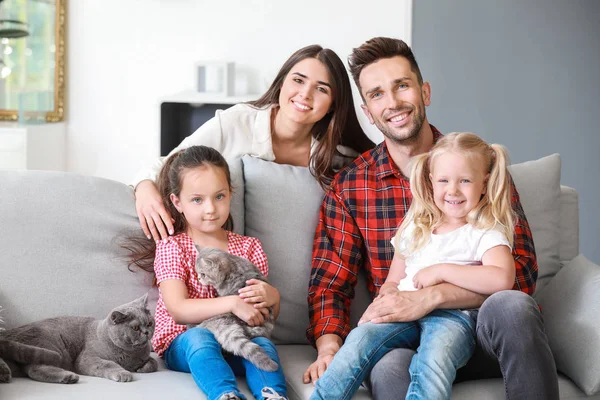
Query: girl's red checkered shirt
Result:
<box><xmin>152</xmin><ymin>231</ymin><xmax>268</xmax><ymax>357</ymax></box>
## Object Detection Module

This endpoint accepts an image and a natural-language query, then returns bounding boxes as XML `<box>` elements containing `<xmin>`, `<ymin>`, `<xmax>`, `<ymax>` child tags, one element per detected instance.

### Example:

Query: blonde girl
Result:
<box><xmin>310</xmin><ymin>133</ymin><xmax>516</xmax><ymax>400</ymax></box>
<box><xmin>128</xmin><ymin>145</ymin><xmax>287</xmax><ymax>400</ymax></box>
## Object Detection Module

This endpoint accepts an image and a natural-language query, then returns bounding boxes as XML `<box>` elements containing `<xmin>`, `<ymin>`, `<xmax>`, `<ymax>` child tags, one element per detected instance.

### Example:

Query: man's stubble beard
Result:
<box><xmin>374</xmin><ymin>103</ymin><xmax>426</xmax><ymax>146</ymax></box>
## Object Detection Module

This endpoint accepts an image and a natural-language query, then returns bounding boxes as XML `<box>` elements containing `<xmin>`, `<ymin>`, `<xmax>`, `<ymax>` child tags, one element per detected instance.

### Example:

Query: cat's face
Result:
<box><xmin>106</xmin><ymin>295</ymin><xmax>154</xmax><ymax>350</ymax></box>
<box><xmin>195</xmin><ymin>248</ymin><xmax>231</xmax><ymax>287</ymax></box>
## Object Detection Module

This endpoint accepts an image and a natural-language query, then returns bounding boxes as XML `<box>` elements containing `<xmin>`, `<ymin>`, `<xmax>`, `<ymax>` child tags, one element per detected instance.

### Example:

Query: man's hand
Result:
<box><xmin>303</xmin><ymin>334</ymin><xmax>342</xmax><ymax>384</ymax></box>
<box><xmin>303</xmin><ymin>352</ymin><xmax>335</xmax><ymax>385</ymax></box>
<box><xmin>413</xmin><ymin>264</ymin><xmax>445</xmax><ymax>289</ymax></box>
<box><xmin>358</xmin><ymin>289</ymin><xmax>435</xmax><ymax>325</ymax></box>
<box><xmin>377</xmin><ymin>282</ymin><xmax>400</xmax><ymax>298</ymax></box>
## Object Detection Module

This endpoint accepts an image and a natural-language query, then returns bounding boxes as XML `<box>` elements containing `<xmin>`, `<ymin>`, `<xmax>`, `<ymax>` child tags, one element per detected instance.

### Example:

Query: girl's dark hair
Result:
<box><xmin>124</xmin><ymin>145</ymin><xmax>233</xmax><ymax>275</ymax></box>
<box><xmin>248</xmin><ymin>44</ymin><xmax>374</xmax><ymax>189</ymax></box>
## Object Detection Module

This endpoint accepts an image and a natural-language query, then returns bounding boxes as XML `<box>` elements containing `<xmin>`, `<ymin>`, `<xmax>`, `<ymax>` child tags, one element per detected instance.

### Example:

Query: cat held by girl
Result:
<box><xmin>191</xmin><ymin>246</ymin><xmax>277</xmax><ymax>372</ymax></box>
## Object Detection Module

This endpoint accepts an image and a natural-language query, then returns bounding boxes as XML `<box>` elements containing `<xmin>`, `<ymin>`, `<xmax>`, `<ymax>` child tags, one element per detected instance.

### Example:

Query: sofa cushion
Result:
<box><xmin>535</xmin><ymin>254</ymin><xmax>600</xmax><ymax>395</ymax></box>
<box><xmin>0</xmin><ymin>171</ymin><xmax>153</xmax><ymax>327</ymax></box>
<box><xmin>242</xmin><ymin>156</ymin><xmax>324</xmax><ymax>344</ymax></box>
<box><xmin>0</xmin><ymin>355</ymin><xmax>254</xmax><ymax>399</ymax></box>
<box><xmin>508</xmin><ymin>154</ymin><xmax>561</xmax><ymax>292</ymax></box>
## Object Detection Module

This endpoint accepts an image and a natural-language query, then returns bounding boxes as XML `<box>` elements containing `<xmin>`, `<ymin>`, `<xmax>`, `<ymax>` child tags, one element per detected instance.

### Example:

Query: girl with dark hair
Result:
<box><xmin>129</xmin><ymin>145</ymin><xmax>287</xmax><ymax>400</ymax></box>
<box><xmin>132</xmin><ymin>44</ymin><xmax>374</xmax><ymax>241</ymax></box>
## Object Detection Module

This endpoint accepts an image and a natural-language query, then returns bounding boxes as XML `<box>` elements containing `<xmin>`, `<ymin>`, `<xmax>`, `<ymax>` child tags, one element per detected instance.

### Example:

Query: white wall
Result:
<box><xmin>67</xmin><ymin>0</ymin><xmax>412</xmax><ymax>183</ymax></box>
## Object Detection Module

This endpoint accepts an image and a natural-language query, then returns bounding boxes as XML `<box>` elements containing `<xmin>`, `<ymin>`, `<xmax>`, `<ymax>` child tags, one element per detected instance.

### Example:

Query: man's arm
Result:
<box><xmin>359</xmin><ymin>282</ymin><xmax>487</xmax><ymax>325</ymax></box>
<box><xmin>306</xmin><ymin>188</ymin><xmax>364</xmax><ymax>344</ymax></box>
<box><xmin>509</xmin><ymin>176</ymin><xmax>538</xmax><ymax>294</ymax></box>
<box><xmin>304</xmin><ymin>187</ymin><xmax>364</xmax><ymax>383</ymax></box>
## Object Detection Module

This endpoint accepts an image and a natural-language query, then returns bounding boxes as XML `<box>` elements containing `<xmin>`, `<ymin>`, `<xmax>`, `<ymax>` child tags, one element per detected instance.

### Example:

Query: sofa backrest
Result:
<box><xmin>0</xmin><ymin>152</ymin><xmax>579</xmax><ymax>344</ymax></box>
<box><xmin>0</xmin><ymin>171</ymin><xmax>153</xmax><ymax>328</ymax></box>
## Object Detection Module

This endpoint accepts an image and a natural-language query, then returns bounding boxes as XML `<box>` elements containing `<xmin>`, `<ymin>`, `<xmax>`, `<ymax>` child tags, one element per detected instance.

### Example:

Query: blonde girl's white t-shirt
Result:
<box><xmin>131</xmin><ymin>103</ymin><xmax>358</xmax><ymax>187</ymax></box>
<box><xmin>391</xmin><ymin>222</ymin><xmax>511</xmax><ymax>292</ymax></box>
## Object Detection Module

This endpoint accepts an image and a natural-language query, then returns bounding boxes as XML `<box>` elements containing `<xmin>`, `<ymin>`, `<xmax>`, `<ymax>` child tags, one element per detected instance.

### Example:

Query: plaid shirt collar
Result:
<box><xmin>373</xmin><ymin>124</ymin><xmax>444</xmax><ymax>181</ymax></box>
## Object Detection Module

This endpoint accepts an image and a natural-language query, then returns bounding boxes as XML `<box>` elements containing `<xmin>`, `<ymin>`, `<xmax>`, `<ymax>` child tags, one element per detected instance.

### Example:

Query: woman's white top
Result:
<box><xmin>392</xmin><ymin>222</ymin><xmax>511</xmax><ymax>292</ymax></box>
<box><xmin>131</xmin><ymin>103</ymin><xmax>357</xmax><ymax>187</ymax></box>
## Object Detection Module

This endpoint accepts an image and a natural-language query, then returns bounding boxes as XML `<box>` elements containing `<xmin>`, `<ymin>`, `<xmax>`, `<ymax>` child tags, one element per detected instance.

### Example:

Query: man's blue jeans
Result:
<box><xmin>310</xmin><ymin>310</ymin><xmax>475</xmax><ymax>400</ymax></box>
<box><xmin>164</xmin><ymin>327</ymin><xmax>287</xmax><ymax>400</ymax></box>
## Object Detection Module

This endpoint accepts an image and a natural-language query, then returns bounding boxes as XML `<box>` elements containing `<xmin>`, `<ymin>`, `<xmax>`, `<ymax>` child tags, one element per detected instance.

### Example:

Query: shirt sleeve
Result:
<box><xmin>154</xmin><ymin>239</ymin><xmax>187</xmax><ymax>284</ymax></box>
<box><xmin>130</xmin><ymin>111</ymin><xmax>225</xmax><ymax>188</ymax></box>
<box><xmin>509</xmin><ymin>175</ymin><xmax>538</xmax><ymax>294</ymax></box>
<box><xmin>307</xmin><ymin>185</ymin><xmax>364</xmax><ymax>346</ymax></box>
<box><xmin>246</xmin><ymin>237</ymin><xmax>269</xmax><ymax>278</ymax></box>
<box><xmin>476</xmin><ymin>229</ymin><xmax>511</xmax><ymax>260</ymax></box>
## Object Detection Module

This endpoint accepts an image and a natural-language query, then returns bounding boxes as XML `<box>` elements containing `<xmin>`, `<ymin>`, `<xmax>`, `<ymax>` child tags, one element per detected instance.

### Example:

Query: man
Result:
<box><xmin>303</xmin><ymin>37</ymin><xmax>558</xmax><ymax>400</ymax></box>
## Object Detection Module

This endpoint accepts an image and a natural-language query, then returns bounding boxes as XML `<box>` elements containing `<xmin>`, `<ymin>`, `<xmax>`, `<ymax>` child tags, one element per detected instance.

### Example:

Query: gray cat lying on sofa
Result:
<box><xmin>0</xmin><ymin>295</ymin><xmax>156</xmax><ymax>384</ymax></box>
<box><xmin>0</xmin><ymin>152</ymin><xmax>598</xmax><ymax>399</ymax></box>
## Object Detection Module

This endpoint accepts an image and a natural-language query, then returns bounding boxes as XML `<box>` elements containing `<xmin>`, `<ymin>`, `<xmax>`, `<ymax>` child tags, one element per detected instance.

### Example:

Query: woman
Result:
<box><xmin>133</xmin><ymin>44</ymin><xmax>374</xmax><ymax>241</ymax></box>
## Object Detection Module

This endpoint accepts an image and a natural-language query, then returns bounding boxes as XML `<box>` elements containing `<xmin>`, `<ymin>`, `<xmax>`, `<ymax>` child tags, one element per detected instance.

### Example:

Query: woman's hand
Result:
<box><xmin>238</xmin><ymin>279</ymin><xmax>280</xmax><ymax>309</ymax></box>
<box><xmin>230</xmin><ymin>296</ymin><xmax>269</xmax><ymax>326</ymax></box>
<box><xmin>134</xmin><ymin>180</ymin><xmax>174</xmax><ymax>241</ymax></box>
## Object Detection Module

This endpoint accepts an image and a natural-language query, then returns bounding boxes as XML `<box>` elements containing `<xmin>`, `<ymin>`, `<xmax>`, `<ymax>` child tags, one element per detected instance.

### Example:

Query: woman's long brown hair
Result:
<box><xmin>249</xmin><ymin>45</ymin><xmax>375</xmax><ymax>189</ymax></box>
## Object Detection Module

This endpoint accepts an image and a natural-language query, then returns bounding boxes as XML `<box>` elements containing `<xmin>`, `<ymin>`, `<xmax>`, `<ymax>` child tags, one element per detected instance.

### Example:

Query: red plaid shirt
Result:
<box><xmin>307</xmin><ymin>126</ymin><xmax>538</xmax><ymax>345</ymax></box>
<box><xmin>152</xmin><ymin>231</ymin><xmax>268</xmax><ymax>356</ymax></box>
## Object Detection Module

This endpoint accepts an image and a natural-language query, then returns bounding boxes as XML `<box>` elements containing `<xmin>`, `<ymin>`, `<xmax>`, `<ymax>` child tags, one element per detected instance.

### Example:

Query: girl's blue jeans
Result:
<box><xmin>164</xmin><ymin>327</ymin><xmax>287</xmax><ymax>400</ymax></box>
<box><xmin>310</xmin><ymin>309</ymin><xmax>476</xmax><ymax>400</ymax></box>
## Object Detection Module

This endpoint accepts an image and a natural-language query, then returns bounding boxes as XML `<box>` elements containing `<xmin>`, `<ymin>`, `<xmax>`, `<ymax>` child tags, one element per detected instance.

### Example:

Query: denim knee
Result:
<box><xmin>181</xmin><ymin>327</ymin><xmax>220</xmax><ymax>351</ymax></box>
<box><xmin>479</xmin><ymin>291</ymin><xmax>540</xmax><ymax>330</ymax></box>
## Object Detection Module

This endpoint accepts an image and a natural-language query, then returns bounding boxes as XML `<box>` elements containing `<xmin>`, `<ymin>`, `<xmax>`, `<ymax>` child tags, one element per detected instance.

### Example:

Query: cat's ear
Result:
<box><xmin>137</xmin><ymin>293</ymin><xmax>149</xmax><ymax>307</ymax></box>
<box><xmin>217</xmin><ymin>259</ymin><xmax>231</xmax><ymax>282</ymax></box>
<box><xmin>110</xmin><ymin>311</ymin><xmax>130</xmax><ymax>325</ymax></box>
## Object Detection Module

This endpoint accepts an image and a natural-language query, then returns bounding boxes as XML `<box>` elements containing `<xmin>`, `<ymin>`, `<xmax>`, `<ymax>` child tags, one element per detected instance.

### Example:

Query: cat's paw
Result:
<box><xmin>0</xmin><ymin>363</ymin><xmax>11</xmax><ymax>383</ymax></box>
<box><xmin>59</xmin><ymin>372</ymin><xmax>79</xmax><ymax>384</ymax></box>
<box><xmin>136</xmin><ymin>357</ymin><xmax>158</xmax><ymax>373</ymax></box>
<box><xmin>107</xmin><ymin>370</ymin><xmax>133</xmax><ymax>383</ymax></box>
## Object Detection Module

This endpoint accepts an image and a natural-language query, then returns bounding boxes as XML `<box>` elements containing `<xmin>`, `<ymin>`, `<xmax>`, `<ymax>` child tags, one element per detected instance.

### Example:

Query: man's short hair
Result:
<box><xmin>348</xmin><ymin>37</ymin><xmax>424</xmax><ymax>98</ymax></box>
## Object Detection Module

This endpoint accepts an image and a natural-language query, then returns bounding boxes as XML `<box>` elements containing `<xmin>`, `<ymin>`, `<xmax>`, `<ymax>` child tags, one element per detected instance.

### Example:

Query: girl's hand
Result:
<box><xmin>413</xmin><ymin>264</ymin><xmax>445</xmax><ymax>289</ymax></box>
<box><xmin>231</xmin><ymin>296</ymin><xmax>268</xmax><ymax>326</ymax></box>
<box><xmin>135</xmin><ymin>180</ymin><xmax>175</xmax><ymax>241</ymax></box>
<box><xmin>239</xmin><ymin>279</ymin><xmax>280</xmax><ymax>309</ymax></box>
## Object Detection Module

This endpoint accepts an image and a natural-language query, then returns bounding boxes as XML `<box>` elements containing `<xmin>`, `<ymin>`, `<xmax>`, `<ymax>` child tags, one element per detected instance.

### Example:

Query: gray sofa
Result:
<box><xmin>1</xmin><ymin>152</ymin><xmax>599</xmax><ymax>400</ymax></box>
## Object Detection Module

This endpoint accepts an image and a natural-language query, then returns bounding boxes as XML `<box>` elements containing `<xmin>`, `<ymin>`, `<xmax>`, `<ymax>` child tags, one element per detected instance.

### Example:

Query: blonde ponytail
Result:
<box><xmin>480</xmin><ymin>143</ymin><xmax>515</xmax><ymax>246</ymax></box>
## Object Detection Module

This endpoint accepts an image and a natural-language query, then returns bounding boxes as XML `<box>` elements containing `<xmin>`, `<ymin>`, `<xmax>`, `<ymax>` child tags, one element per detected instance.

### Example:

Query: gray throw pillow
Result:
<box><xmin>242</xmin><ymin>155</ymin><xmax>323</xmax><ymax>344</ymax></box>
<box><xmin>535</xmin><ymin>254</ymin><xmax>600</xmax><ymax>395</ymax></box>
<box><xmin>508</xmin><ymin>154</ymin><xmax>561</xmax><ymax>292</ymax></box>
